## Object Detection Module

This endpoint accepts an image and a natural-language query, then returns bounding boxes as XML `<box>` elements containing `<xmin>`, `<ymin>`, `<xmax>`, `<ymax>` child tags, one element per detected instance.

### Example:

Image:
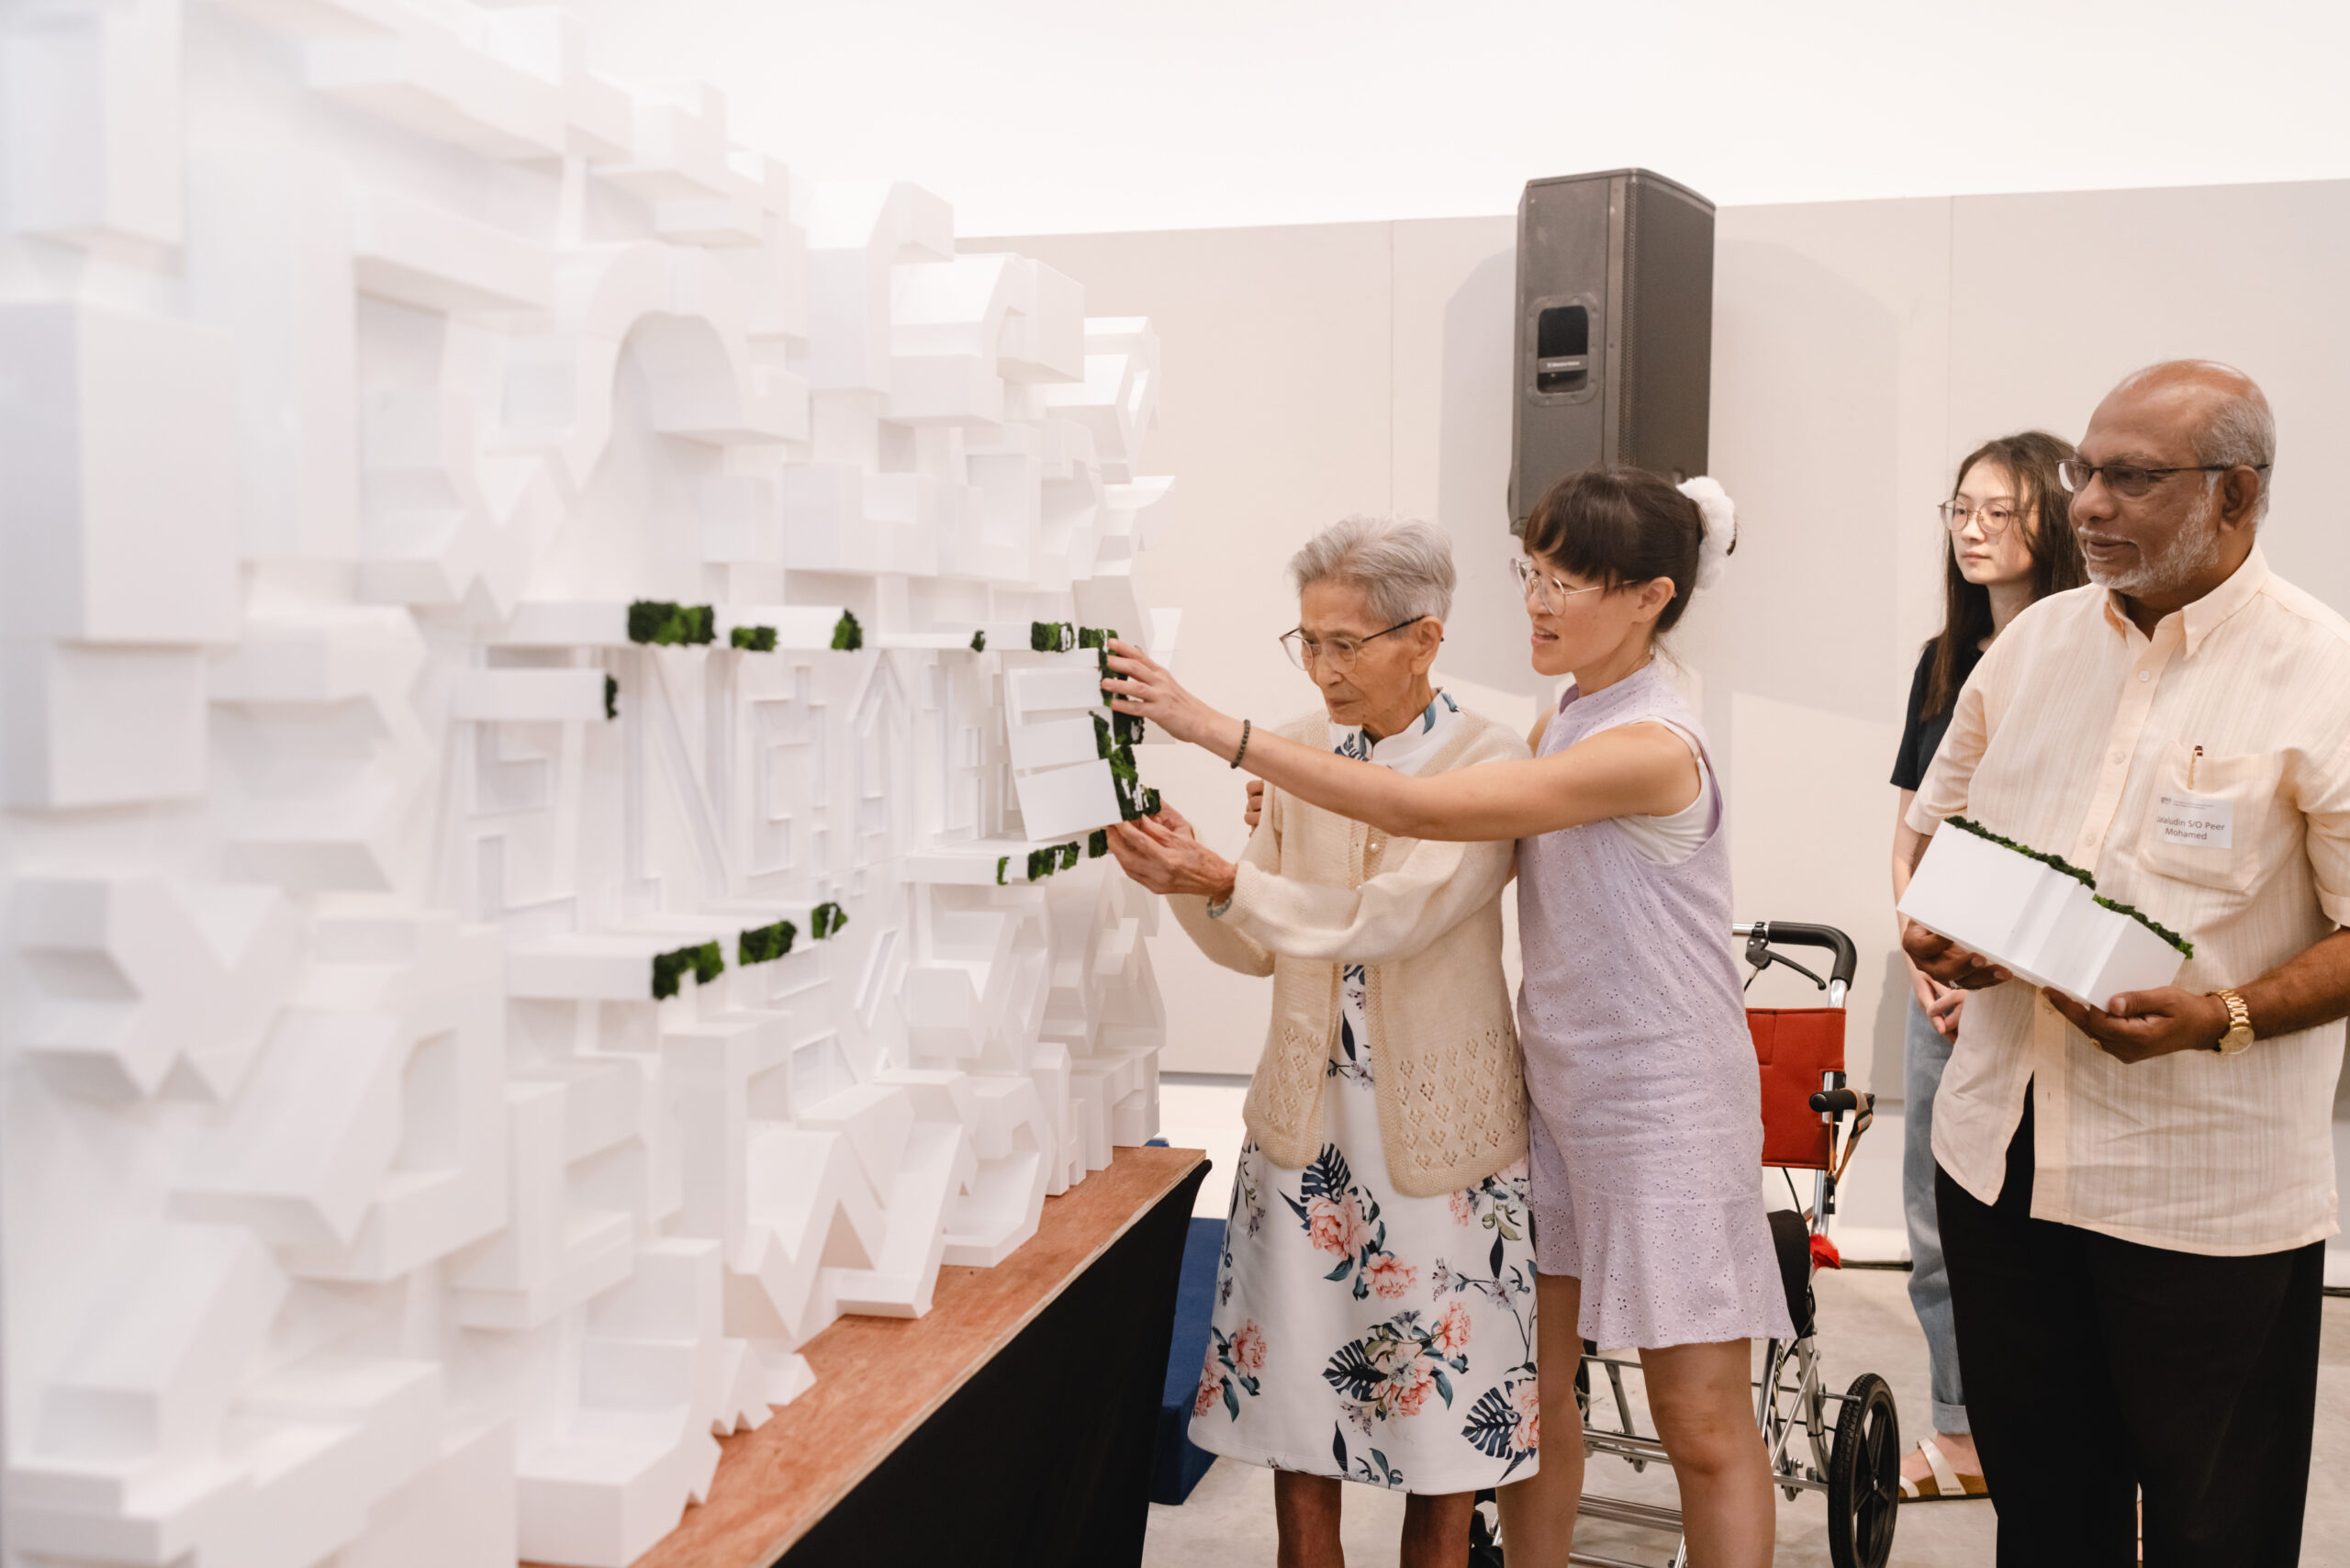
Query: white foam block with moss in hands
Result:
<box><xmin>1899</xmin><ymin>817</ymin><xmax>2192</xmax><ymax>1010</ymax></box>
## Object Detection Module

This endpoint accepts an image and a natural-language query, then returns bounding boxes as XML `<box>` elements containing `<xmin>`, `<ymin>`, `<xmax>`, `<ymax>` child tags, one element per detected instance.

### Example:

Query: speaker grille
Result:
<box><xmin>1619</xmin><ymin>174</ymin><xmax>1714</xmax><ymax>482</ymax></box>
<box><xmin>1619</xmin><ymin>175</ymin><xmax>1639</xmax><ymax>465</ymax></box>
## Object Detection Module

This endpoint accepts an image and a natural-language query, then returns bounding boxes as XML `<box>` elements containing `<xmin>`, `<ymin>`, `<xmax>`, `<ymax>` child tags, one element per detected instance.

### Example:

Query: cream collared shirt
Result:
<box><xmin>1909</xmin><ymin>546</ymin><xmax>2350</xmax><ymax>1255</ymax></box>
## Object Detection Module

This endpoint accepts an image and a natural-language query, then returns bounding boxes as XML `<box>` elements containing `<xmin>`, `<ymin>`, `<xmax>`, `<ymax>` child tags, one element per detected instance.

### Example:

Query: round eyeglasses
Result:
<box><xmin>1939</xmin><ymin>499</ymin><xmax>2022</xmax><ymax>537</ymax></box>
<box><xmin>1281</xmin><ymin>616</ymin><xmax>1426</xmax><ymax>671</ymax></box>
<box><xmin>1511</xmin><ymin>555</ymin><xmax>1606</xmax><ymax>612</ymax></box>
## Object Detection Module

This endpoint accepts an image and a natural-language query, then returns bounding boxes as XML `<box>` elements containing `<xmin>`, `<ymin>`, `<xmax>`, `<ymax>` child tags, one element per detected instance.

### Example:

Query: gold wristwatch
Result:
<box><xmin>2210</xmin><ymin>989</ymin><xmax>2255</xmax><ymax>1056</ymax></box>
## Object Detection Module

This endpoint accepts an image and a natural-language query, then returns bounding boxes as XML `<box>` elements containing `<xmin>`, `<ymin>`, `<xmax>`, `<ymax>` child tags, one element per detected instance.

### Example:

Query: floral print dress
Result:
<box><xmin>1191</xmin><ymin>691</ymin><xmax>1542</xmax><ymax>1494</ymax></box>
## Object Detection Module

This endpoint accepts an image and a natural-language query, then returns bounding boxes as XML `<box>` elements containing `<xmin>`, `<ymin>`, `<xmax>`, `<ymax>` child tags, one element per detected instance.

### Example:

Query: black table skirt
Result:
<box><xmin>780</xmin><ymin>1156</ymin><xmax>1213</xmax><ymax>1567</ymax></box>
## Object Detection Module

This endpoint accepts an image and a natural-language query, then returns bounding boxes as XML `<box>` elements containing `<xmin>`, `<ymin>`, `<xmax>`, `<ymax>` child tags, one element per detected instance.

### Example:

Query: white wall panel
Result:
<box><xmin>1947</xmin><ymin>180</ymin><xmax>2350</xmax><ymax>617</ymax></box>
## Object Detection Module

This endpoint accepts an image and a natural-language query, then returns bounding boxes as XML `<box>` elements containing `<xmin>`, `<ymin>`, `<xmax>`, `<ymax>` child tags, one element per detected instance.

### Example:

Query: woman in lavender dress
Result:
<box><xmin>1106</xmin><ymin>469</ymin><xmax>1789</xmax><ymax>1568</ymax></box>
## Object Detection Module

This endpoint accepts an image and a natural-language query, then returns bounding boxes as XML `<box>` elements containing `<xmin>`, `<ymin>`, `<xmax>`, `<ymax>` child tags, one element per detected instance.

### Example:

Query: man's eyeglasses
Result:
<box><xmin>1281</xmin><ymin>616</ymin><xmax>1426</xmax><ymax>671</ymax></box>
<box><xmin>2056</xmin><ymin>458</ymin><xmax>2270</xmax><ymax>499</ymax></box>
<box><xmin>1511</xmin><ymin>555</ymin><xmax>1606</xmax><ymax>613</ymax></box>
<box><xmin>1939</xmin><ymin>500</ymin><xmax>2022</xmax><ymax>537</ymax></box>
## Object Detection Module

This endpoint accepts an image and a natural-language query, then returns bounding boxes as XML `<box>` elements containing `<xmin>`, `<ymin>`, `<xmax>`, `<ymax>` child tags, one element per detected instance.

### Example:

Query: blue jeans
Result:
<box><xmin>1903</xmin><ymin>996</ymin><xmax>1969</xmax><ymax>1435</ymax></box>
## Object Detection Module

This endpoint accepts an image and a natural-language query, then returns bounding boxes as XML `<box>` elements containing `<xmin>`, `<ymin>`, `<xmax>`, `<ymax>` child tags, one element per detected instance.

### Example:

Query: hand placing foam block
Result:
<box><xmin>1002</xmin><ymin>629</ymin><xmax>1164</xmax><ymax>838</ymax></box>
<box><xmin>1898</xmin><ymin>816</ymin><xmax>2191</xmax><ymax>1009</ymax></box>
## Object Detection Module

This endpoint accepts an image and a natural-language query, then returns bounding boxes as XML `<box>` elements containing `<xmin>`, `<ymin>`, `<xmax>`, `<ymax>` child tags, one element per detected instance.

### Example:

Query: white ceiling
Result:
<box><xmin>578</xmin><ymin>0</ymin><xmax>2350</xmax><ymax>234</ymax></box>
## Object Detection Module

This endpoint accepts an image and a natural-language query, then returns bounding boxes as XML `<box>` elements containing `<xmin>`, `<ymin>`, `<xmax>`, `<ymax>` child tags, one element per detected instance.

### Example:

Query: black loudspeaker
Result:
<box><xmin>1508</xmin><ymin>168</ymin><xmax>1715</xmax><ymax>533</ymax></box>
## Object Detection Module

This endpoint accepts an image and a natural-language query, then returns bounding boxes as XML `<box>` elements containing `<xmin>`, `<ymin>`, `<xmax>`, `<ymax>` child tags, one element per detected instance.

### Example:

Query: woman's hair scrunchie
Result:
<box><xmin>1677</xmin><ymin>476</ymin><xmax>1739</xmax><ymax>591</ymax></box>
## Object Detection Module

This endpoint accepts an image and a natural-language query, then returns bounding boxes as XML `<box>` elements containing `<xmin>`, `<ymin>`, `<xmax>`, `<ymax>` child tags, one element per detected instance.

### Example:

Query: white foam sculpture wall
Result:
<box><xmin>0</xmin><ymin>4</ymin><xmax>1181</xmax><ymax>1564</ymax></box>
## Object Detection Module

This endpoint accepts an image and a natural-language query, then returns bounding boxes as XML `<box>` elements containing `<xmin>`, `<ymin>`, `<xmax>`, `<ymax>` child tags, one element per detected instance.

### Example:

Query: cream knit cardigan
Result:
<box><xmin>1167</xmin><ymin>708</ymin><xmax>1530</xmax><ymax>1198</ymax></box>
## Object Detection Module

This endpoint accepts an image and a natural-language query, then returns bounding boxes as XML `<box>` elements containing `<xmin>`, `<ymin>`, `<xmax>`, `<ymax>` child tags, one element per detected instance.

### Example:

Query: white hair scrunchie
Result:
<box><xmin>1678</xmin><ymin>476</ymin><xmax>1739</xmax><ymax>590</ymax></box>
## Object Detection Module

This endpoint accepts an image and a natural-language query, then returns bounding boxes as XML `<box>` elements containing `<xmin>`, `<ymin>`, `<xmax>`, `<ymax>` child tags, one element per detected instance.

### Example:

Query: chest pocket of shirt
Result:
<box><xmin>2135</xmin><ymin>742</ymin><xmax>2286</xmax><ymax>895</ymax></box>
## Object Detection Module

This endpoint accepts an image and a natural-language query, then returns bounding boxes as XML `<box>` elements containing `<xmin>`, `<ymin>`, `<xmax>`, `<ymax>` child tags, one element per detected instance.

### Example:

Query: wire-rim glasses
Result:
<box><xmin>1511</xmin><ymin>554</ymin><xmax>1606</xmax><ymax>612</ymax></box>
<box><xmin>2056</xmin><ymin>457</ymin><xmax>2270</xmax><ymax>499</ymax></box>
<box><xmin>1281</xmin><ymin>616</ymin><xmax>1427</xmax><ymax>671</ymax></box>
<box><xmin>1939</xmin><ymin>499</ymin><xmax>2022</xmax><ymax>537</ymax></box>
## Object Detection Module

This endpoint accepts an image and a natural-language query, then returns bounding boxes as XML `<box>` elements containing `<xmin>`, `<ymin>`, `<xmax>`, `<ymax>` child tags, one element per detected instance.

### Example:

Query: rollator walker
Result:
<box><xmin>1471</xmin><ymin>920</ymin><xmax>1900</xmax><ymax>1568</ymax></box>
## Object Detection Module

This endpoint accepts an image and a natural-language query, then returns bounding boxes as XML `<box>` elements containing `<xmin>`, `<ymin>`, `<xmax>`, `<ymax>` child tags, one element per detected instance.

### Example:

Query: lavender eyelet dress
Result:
<box><xmin>1517</xmin><ymin>663</ymin><xmax>1795</xmax><ymax>1349</ymax></box>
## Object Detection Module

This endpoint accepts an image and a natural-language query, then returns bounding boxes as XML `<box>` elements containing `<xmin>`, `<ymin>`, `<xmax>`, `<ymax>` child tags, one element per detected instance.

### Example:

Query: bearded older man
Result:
<box><xmin>1904</xmin><ymin>360</ymin><xmax>2350</xmax><ymax>1566</ymax></box>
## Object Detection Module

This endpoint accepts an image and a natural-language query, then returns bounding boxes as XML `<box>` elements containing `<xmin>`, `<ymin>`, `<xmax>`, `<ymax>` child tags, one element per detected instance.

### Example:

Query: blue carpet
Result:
<box><xmin>1148</xmin><ymin>1214</ymin><xmax>1225</xmax><ymax>1504</ymax></box>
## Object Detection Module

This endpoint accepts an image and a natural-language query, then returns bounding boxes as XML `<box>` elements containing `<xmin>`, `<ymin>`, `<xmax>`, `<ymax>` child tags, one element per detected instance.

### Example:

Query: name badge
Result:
<box><xmin>2155</xmin><ymin>793</ymin><xmax>2233</xmax><ymax>849</ymax></box>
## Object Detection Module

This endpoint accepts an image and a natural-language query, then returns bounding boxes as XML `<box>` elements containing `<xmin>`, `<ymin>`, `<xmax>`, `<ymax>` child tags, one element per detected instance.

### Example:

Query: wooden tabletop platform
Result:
<box><xmin>593</xmin><ymin>1144</ymin><xmax>1208</xmax><ymax>1568</ymax></box>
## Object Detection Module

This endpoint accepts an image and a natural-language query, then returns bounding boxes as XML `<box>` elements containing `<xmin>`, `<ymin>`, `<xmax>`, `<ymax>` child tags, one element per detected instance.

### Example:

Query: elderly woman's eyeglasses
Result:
<box><xmin>2055</xmin><ymin>457</ymin><xmax>2269</xmax><ymax>499</ymax></box>
<box><xmin>1511</xmin><ymin>555</ymin><xmax>1606</xmax><ymax>612</ymax></box>
<box><xmin>1939</xmin><ymin>499</ymin><xmax>2021</xmax><ymax>537</ymax></box>
<box><xmin>1281</xmin><ymin>616</ymin><xmax>1426</xmax><ymax>671</ymax></box>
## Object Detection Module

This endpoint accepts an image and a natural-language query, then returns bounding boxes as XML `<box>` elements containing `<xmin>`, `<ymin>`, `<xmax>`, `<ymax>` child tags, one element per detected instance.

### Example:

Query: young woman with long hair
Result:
<box><xmin>1887</xmin><ymin>431</ymin><xmax>2084</xmax><ymax>1501</ymax></box>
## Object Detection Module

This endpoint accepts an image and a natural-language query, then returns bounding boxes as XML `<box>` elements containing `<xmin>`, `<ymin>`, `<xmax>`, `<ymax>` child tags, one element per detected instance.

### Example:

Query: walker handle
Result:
<box><xmin>1736</xmin><ymin>921</ymin><xmax>1859</xmax><ymax>989</ymax></box>
<box><xmin>1809</xmin><ymin>1088</ymin><xmax>1863</xmax><ymax>1115</ymax></box>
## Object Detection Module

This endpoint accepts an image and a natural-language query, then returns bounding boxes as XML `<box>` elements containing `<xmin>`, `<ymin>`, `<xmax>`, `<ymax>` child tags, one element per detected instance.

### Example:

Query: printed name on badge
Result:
<box><xmin>2155</xmin><ymin>793</ymin><xmax>2234</xmax><ymax>849</ymax></box>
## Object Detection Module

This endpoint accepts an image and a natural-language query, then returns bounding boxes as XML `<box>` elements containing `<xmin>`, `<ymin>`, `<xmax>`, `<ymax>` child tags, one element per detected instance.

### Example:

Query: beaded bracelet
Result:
<box><xmin>1230</xmin><ymin>718</ymin><xmax>1252</xmax><ymax>769</ymax></box>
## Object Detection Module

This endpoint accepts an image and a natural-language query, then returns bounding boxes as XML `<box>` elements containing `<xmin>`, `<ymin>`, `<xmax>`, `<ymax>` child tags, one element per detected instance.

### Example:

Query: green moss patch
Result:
<box><xmin>1016</xmin><ymin>841</ymin><xmax>1085</xmax><ymax>882</ymax></box>
<box><xmin>629</xmin><ymin>601</ymin><xmax>715</xmax><ymax>646</ymax></box>
<box><xmin>737</xmin><ymin>921</ymin><xmax>796</xmax><ymax>966</ymax></box>
<box><xmin>652</xmin><ymin>940</ymin><xmax>725</xmax><ymax>1000</ymax></box>
<box><xmin>1113</xmin><ymin>775</ymin><xmax>1163</xmax><ymax>822</ymax></box>
<box><xmin>1945</xmin><ymin>815</ymin><xmax>2097</xmax><ymax>889</ymax></box>
<box><xmin>2090</xmin><ymin>896</ymin><xmax>2195</xmax><ymax>958</ymax></box>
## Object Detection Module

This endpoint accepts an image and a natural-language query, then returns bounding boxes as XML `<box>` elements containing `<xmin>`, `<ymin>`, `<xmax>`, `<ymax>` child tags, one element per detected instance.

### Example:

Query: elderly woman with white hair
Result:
<box><xmin>1107</xmin><ymin>516</ymin><xmax>1537</xmax><ymax>1567</ymax></box>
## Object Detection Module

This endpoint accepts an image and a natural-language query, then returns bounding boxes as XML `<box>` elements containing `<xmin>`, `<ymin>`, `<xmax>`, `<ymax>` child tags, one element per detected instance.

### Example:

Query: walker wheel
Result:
<box><xmin>1826</xmin><ymin>1372</ymin><xmax>1899</xmax><ymax>1568</ymax></box>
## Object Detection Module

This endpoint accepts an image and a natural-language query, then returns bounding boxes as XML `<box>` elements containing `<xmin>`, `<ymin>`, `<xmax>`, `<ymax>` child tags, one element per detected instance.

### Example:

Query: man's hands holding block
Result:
<box><xmin>1900</xmin><ymin>923</ymin><xmax>2013</xmax><ymax>991</ymax></box>
<box><xmin>2044</xmin><ymin>987</ymin><xmax>2232</xmax><ymax>1063</ymax></box>
<box><xmin>1900</xmin><ymin>923</ymin><xmax>2229</xmax><ymax>1063</ymax></box>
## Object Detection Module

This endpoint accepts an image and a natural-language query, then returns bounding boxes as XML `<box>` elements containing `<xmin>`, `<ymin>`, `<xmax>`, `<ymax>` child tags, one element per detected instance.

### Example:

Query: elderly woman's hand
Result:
<box><xmin>1104</xmin><ymin>802</ymin><xmax>1240</xmax><ymax>902</ymax></box>
<box><xmin>1103</xmin><ymin>640</ymin><xmax>1241</xmax><ymax>758</ymax></box>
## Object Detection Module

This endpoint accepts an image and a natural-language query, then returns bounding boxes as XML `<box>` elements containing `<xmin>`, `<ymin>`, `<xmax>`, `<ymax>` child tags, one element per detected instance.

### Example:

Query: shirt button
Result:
<box><xmin>2138</xmin><ymin>670</ymin><xmax>2152</xmax><ymax>682</ymax></box>
<box><xmin>2110</xmin><ymin>752</ymin><xmax>2124</xmax><ymax>765</ymax></box>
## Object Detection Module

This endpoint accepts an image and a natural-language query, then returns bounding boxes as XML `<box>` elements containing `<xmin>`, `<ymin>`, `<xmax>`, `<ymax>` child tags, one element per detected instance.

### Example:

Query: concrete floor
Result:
<box><xmin>1144</xmin><ymin>1267</ymin><xmax>2350</xmax><ymax>1566</ymax></box>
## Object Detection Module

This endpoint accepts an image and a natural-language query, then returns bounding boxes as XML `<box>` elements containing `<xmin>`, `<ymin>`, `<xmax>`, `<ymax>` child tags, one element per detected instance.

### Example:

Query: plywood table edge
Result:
<box><xmin>553</xmin><ymin>1144</ymin><xmax>1207</xmax><ymax>1568</ymax></box>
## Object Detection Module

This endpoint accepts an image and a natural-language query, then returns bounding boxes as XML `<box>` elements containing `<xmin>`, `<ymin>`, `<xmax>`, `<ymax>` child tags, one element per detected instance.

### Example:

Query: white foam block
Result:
<box><xmin>1007</xmin><ymin>714</ymin><xmax>1102</xmax><ymax>773</ymax></box>
<box><xmin>1013</xmin><ymin>760</ymin><xmax>1122</xmax><ymax>841</ymax></box>
<box><xmin>0</xmin><ymin>8</ymin><xmax>1184</xmax><ymax>1562</ymax></box>
<box><xmin>1007</xmin><ymin>659</ymin><xmax>1108</xmax><ymax>717</ymax></box>
<box><xmin>450</xmin><ymin>668</ymin><xmax>607</xmax><ymax>722</ymax></box>
<box><xmin>0</xmin><ymin>303</ymin><xmax>239</xmax><ymax>644</ymax></box>
<box><xmin>1898</xmin><ymin>826</ymin><xmax>2185</xmax><ymax>1007</ymax></box>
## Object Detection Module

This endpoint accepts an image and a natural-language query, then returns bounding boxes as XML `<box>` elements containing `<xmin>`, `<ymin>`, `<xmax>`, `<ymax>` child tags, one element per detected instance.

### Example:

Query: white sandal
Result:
<box><xmin>1897</xmin><ymin>1436</ymin><xmax>1989</xmax><ymax>1501</ymax></box>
